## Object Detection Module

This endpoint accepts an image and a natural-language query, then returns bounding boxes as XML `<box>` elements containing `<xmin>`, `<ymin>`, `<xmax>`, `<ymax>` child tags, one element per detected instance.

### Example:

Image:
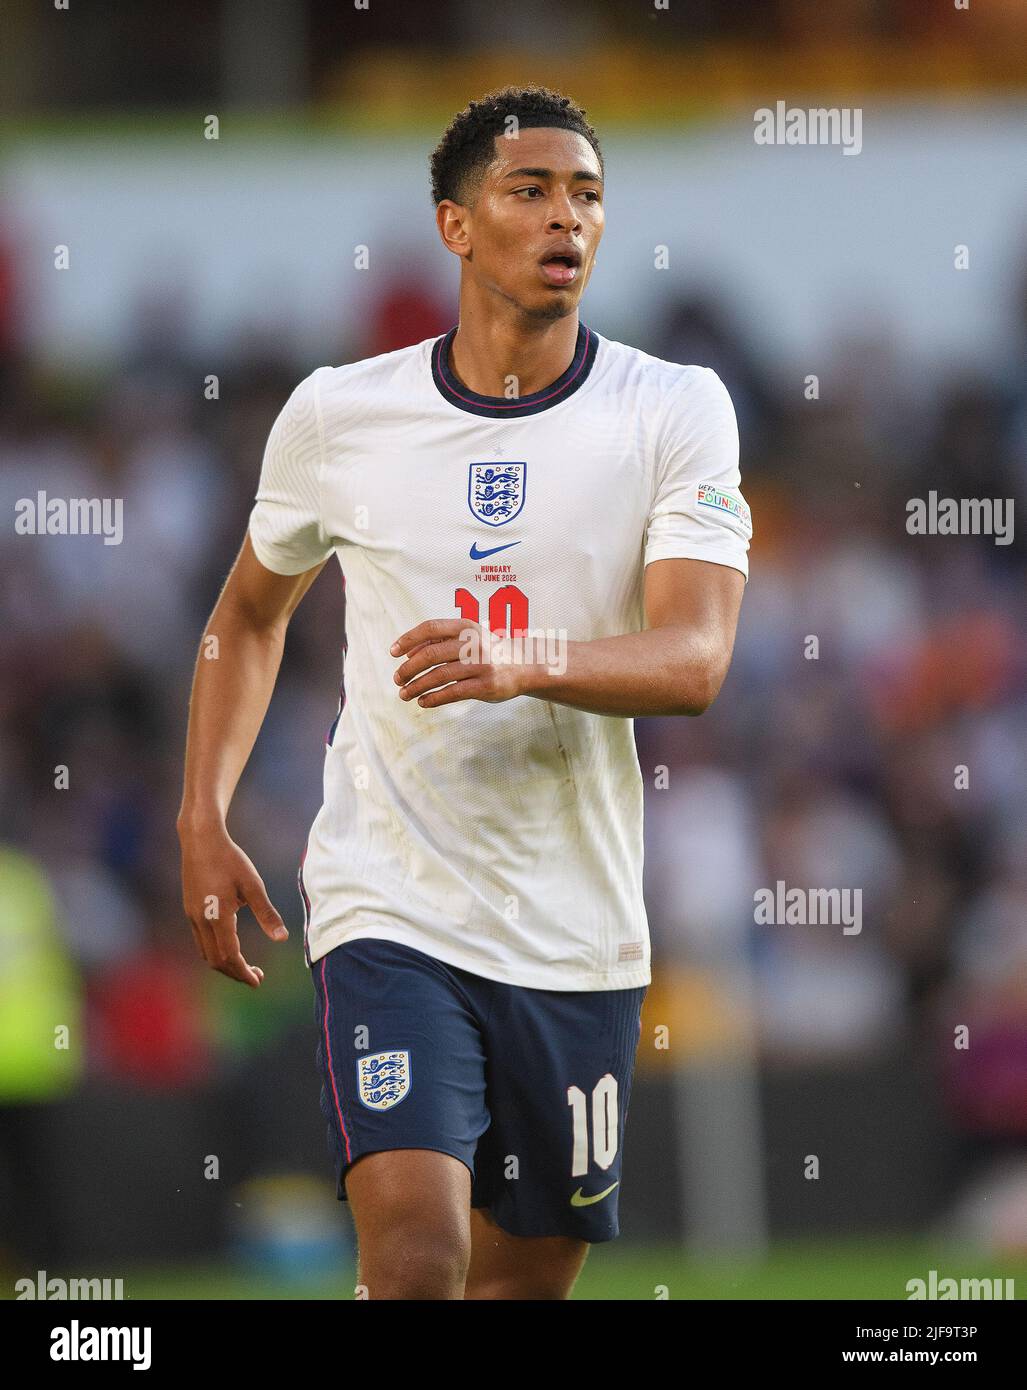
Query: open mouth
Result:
<box><xmin>539</xmin><ymin>248</ymin><xmax>582</xmax><ymax>287</ymax></box>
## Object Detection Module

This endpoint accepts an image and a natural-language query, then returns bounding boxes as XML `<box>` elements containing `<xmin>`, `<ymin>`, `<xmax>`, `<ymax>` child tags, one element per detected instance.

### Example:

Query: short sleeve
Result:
<box><xmin>644</xmin><ymin>367</ymin><xmax>752</xmax><ymax>580</ymax></box>
<box><xmin>248</xmin><ymin>368</ymin><xmax>334</xmax><ymax>575</ymax></box>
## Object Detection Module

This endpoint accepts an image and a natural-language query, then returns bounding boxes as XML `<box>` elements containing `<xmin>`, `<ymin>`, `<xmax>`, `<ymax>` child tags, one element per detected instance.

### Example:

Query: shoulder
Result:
<box><xmin>263</xmin><ymin>338</ymin><xmax>437</xmax><ymax>458</ymax></box>
<box><xmin>313</xmin><ymin>336</ymin><xmax>439</xmax><ymax>422</ymax></box>
<box><xmin>591</xmin><ymin>330</ymin><xmax>733</xmax><ymax>419</ymax></box>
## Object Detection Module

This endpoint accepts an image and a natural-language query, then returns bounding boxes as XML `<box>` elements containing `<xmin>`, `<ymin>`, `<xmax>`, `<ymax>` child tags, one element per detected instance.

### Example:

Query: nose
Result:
<box><xmin>546</xmin><ymin>192</ymin><xmax>581</xmax><ymax>233</ymax></box>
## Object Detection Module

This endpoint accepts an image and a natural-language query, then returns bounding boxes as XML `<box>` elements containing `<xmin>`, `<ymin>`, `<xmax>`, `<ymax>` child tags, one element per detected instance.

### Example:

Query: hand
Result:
<box><xmin>390</xmin><ymin>618</ymin><xmax>529</xmax><ymax>709</ymax></box>
<box><xmin>178</xmin><ymin>824</ymin><xmax>288</xmax><ymax>987</ymax></box>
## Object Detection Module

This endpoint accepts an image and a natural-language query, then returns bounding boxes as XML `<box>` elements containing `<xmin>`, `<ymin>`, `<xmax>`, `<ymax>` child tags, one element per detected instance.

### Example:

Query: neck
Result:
<box><xmin>448</xmin><ymin>287</ymin><xmax>580</xmax><ymax>398</ymax></box>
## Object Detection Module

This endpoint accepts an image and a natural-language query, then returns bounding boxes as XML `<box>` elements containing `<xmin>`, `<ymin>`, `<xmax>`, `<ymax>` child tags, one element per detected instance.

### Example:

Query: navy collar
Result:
<box><xmin>431</xmin><ymin>322</ymin><xmax>599</xmax><ymax>418</ymax></box>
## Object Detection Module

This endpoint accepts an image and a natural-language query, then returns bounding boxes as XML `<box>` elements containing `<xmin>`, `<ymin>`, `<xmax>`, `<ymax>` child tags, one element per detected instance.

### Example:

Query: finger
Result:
<box><xmin>215</xmin><ymin>953</ymin><xmax>263</xmax><ymax>988</ymax></box>
<box><xmin>394</xmin><ymin>639</ymin><xmax>463</xmax><ymax>685</ymax></box>
<box><xmin>240</xmin><ymin>876</ymin><xmax>288</xmax><ymax>941</ymax></box>
<box><xmin>399</xmin><ymin>661</ymin><xmax>482</xmax><ymax>701</ymax></box>
<box><xmin>218</xmin><ymin>890</ymin><xmax>269</xmax><ymax>985</ymax></box>
<box><xmin>395</xmin><ymin>625</ymin><xmax>489</xmax><ymax>683</ymax></box>
<box><xmin>394</xmin><ymin>637</ymin><xmax>436</xmax><ymax>661</ymax></box>
<box><xmin>190</xmin><ymin>909</ymin><xmax>224</xmax><ymax>966</ymax></box>
<box><xmin>193</xmin><ymin>892</ymin><xmax>263</xmax><ymax>986</ymax></box>
<box><xmin>416</xmin><ymin>678</ymin><xmax>490</xmax><ymax>708</ymax></box>
<box><xmin>199</xmin><ymin>913</ymin><xmax>261</xmax><ymax>987</ymax></box>
<box><xmin>390</xmin><ymin>619</ymin><xmax>465</xmax><ymax>657</ymax></box>
<box><xmin>206</xmin><ymin>904</ymin><xmax>250</xmax><ymax>970</ymax></box>
<box><xmin>206</xmin><ymin>912</ymin><xmax>259</xmax><ymax>984</ymax></box>
<box><xmin>188</xmin><ymin>919</ymin><xmax>210</xmax><ymax>963</ymax></box>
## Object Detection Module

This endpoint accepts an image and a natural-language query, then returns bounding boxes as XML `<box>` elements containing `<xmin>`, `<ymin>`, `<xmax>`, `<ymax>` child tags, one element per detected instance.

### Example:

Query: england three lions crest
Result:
<box><xmin>357</xmin><ymin>1049</ymin><xmax>411</xmax><ymax>1111</ymax></box>
<box><xmin>468</xmin><ymin>462</ymin><xmax>526</xmax><ymax>527</ymax></box>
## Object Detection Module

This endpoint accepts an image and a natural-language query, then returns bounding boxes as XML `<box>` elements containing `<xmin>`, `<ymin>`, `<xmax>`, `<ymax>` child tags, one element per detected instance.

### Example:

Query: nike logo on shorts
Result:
<box><xmin>570</xmin><ymin>1181</ymin><xmax>619</xmax><ymax>1207</ymax></box>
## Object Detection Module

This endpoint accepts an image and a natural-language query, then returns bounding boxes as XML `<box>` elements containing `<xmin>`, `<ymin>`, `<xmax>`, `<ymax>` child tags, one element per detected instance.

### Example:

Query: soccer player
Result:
<box><xmin>177</xmin><ymin>85</ymin><xmax>752</xmax><ymax>1300</ymax></box>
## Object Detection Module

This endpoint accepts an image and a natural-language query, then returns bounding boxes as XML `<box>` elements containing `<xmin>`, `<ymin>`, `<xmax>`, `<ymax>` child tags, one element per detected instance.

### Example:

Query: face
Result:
<box><xmin>437</xmin><ymin>126</ymin><xmax>605</xmax><ymax>320</ymax></box>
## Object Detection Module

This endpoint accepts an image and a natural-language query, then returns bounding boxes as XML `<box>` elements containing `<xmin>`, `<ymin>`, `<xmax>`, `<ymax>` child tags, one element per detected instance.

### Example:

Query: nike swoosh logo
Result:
<box><xmin>570</xmin><ymin>1181</ymin><xmax>619</xmax><ymax>1207</ymax></box>
<box><xmin>470</xmin><ymin>540</ymin><xmax>521</xmax><ymax>560</ymax></box>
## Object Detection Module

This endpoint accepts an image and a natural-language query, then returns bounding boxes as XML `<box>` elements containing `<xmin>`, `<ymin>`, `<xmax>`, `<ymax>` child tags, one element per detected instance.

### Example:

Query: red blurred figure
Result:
<box><xmin>91</xmin><ymin>948</ymin><xmax>213</xmax><ymax>1089</ymax></box>
<box><xmin>365</xmin><ymin>275</ymin><xmax>451</xmax><ymax>358</ymax></box>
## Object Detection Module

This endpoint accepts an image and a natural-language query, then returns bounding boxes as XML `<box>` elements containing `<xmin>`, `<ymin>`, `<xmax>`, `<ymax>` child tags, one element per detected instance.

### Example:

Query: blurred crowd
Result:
<box><xmin>640</xmin><ymin>283</ymin><xmax>1026</xmax><ymax>1127</ymax></box>
<box><xmin>0</xmin><ymin>252</ymin><xmax>1025</xmax><ymax>1263</ymax></box>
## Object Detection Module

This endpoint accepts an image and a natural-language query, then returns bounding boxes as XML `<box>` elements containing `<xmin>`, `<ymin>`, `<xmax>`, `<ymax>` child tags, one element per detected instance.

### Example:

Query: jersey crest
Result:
<box><xmin>357</xmin><ymin>1049</ymin><xmax>411</xmax><ymax>1110</ymax></box>
<box><xmin>468</xmin><ymin>462</ymin><xmax>526</xmax><ymax>526</ymax></box>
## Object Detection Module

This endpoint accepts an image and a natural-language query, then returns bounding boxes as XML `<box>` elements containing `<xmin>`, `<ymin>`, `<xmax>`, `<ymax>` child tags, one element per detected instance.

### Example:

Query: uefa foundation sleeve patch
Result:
<box><xmin>697</xmin><ymin>482</ymin><xmax>752</xmax><ymax>534</ymax></box>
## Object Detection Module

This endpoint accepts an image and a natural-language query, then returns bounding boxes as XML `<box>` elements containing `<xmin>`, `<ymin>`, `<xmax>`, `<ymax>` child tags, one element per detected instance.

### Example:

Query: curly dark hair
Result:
<box><xmin>430</xmin><ymin>85</ymin><xmax>603</xmax><ymax>207</ymax></box>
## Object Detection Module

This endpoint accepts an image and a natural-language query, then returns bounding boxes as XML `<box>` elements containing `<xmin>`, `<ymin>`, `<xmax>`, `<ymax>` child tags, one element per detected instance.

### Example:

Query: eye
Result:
<box><xmin>578</xmin><ymin>190</ymin><xmax>601</xmax><ymax>203</ymax></box>
<box><xmin>514</xmin><ymin>185</ymin><xmax>544</xmax><ymax>198</ymax></box>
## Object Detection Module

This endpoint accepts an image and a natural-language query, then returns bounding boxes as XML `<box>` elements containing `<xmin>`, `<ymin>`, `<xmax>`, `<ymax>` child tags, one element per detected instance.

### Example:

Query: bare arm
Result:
<box><xmin>521</xmin><ymin>557</ymin><xmax>745</xmax><ymax>716</ymax></box>
<box><xmin>390</xmin><ymin>556</ymin><xmax>745</xmax><ymax>719</ymax></box>
<box><xmin>177</xmin><ymin>533</ymin><xmax>327</xmax><ymax>986</ymax></box>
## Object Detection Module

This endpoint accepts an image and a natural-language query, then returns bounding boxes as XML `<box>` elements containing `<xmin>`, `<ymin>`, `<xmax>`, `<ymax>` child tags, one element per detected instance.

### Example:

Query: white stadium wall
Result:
<box><xmin>3</xmin><ymin>101</ymin><xmax>1026</xmax><ymax>374</ymax></box>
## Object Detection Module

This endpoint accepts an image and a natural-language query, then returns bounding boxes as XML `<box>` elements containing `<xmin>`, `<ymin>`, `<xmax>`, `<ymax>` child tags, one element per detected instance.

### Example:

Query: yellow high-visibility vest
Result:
<box><xmin>0</xmin><ymin>845</ymin><xmax>82</xmax><ymax>1100</ymax></box>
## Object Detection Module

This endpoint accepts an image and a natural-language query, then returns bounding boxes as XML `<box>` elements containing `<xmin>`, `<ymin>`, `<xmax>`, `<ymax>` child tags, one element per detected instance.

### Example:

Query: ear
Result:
<box><xmin>436</xmin><ymin>199</ymin><xmax>472</xmax><ymax>260</ymax></box>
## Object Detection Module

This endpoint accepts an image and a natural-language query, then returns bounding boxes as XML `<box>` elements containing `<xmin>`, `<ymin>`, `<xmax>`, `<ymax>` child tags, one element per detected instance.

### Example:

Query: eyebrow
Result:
<box><xmin>500</xmin><ymin>167</ymin><xmax>603</xmax><ymax>183</ymax></box>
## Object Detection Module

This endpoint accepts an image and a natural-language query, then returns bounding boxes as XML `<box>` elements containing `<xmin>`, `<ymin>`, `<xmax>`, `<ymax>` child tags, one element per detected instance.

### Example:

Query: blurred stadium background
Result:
<box><xmin>1</xmin><ymin>0</ymin><xmax>1026</xmax><ymax>1300</ymax></box>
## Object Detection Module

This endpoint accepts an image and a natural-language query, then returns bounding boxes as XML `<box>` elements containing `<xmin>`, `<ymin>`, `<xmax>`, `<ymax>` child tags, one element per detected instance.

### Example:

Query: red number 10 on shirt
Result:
<box><xmin>455</xmin><ymin>584</ymin><xmax>529</xmax><ymax>637</ymax></box>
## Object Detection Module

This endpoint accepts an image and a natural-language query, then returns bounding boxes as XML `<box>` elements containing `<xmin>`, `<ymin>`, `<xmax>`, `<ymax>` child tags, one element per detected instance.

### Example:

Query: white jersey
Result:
<box><xmin>247</xmin><ymin>322</ymin><xmax>752</xmax><ymax>990</ymax></box>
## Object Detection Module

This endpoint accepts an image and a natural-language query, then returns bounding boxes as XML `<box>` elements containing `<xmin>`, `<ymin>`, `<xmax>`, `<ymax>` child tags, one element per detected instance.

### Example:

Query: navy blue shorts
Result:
<box><xmin>311</xmin><ymin>937</ymin><xmax>647</xmax><ymax>1243</ymax></box>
